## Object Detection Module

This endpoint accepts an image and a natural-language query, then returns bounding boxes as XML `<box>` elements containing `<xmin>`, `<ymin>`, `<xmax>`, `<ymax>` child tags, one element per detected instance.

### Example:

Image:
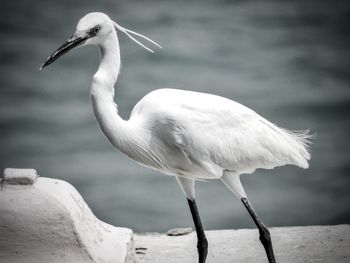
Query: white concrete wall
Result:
<box><xmin>0</xmin><ymin>168</ymin><xmax>134</xmax><ymax>263</ymax></box>
<box><xmin>1</xmin><ymin>168</ymin><xmax>349</xmax><ymax>263</ymax></box>
<box><xmin>135</xmin><ymin>225</ymin><xmax>350</xmax><ymax>263</ymax></box>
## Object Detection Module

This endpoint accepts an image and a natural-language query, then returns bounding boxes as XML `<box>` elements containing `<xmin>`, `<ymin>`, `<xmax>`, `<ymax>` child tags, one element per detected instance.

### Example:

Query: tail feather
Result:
<box><xmin>258</xmin><ymin>118</ymin><xmax>314</xmax><ymax>169</ymax></box>
<box><xmin>282</xmin><ymin>128</ymin><xmax>314</xmax><ymax>168</ymax></box>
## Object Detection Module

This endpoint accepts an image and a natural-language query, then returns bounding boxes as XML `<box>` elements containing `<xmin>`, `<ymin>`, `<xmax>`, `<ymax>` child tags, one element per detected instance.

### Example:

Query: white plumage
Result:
<box><xmin>41</xmin><ymin>12</ymin><xmax>312</xmax><ymax>263</ymax></box>
<box><xmin>129</xmin><ymin>88</ymin><xmax>311</xmax><ymax>178</ymax></box>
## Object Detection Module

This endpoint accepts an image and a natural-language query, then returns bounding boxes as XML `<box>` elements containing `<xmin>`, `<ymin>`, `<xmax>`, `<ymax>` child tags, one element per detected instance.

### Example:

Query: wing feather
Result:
<box><xmin>131</xmin><ymin>89</ymin><xmax>312</xmax><ymax>177</ymax></box>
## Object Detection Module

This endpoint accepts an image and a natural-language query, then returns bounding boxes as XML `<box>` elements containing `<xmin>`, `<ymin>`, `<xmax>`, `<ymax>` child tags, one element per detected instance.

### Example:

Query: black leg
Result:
<box><xmin>242</xmin><ymin>197</ymin><xmax>276</xmax><ymax>263</ymax></box>
<box><xmin>187</xmin><ymin>198</ymin><xmax>208</xmax><ymax>263</ymax></box>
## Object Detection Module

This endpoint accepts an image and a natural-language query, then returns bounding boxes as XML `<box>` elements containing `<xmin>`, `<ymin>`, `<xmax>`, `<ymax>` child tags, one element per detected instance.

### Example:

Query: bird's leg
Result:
<box><xmin>241</xmin><ymin>197</ymin><xmax>276</xmax><ymax>263</ymax></box>
<box><xmin>176</xmin><ymin>176</ymin><xmax>208</xmax><ymax>262</ymax></box>
<box><xmin>187</xmin><ymin>198</ymin><xmax>208</xmax><ymax>263</ymax></box>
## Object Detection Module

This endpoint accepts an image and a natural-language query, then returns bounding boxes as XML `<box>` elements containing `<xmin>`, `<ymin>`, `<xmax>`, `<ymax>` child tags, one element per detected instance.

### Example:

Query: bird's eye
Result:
<box><xmin>90</xmin><ymin>26</ymin><xmax>101</xmax><ymax>36</ymax></box>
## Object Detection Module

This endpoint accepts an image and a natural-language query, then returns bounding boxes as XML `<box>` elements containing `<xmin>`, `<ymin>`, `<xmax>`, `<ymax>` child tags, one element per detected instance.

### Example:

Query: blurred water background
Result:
<box><xmin>1</xmin><ymin>0</ymin><xmax>349</xmax><ymax>232</ymax></box>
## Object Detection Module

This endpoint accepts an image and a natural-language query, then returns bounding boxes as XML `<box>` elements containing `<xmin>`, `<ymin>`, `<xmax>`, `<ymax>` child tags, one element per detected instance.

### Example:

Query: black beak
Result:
<box><xmin>40</xmin><ymin>36</ymin><xmax>88</xmax><ymax>70</ymax></box>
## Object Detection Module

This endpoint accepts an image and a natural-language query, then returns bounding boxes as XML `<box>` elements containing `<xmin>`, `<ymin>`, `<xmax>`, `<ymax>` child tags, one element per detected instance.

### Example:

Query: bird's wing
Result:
<box><xmin>132</xmin><ymin>89</ymin><xmax>312</xmax><ymax>177</ymax></box>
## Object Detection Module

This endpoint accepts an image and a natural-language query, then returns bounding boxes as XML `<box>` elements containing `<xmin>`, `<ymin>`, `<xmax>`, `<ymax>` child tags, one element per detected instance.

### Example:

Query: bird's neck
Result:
<box><xmin>90</xmin><ymin>31</ymin><xmax>133</xmax><ymax>151</ymax></box>
<box><xmin>93</xmin><ymin>32</ymin><xmax>121</xmax><ymax>97</ymax></box>
<box><xmin>98</xmin><ymin>33</ymin><xmax>121</xmax><ymax>86</ymax></box>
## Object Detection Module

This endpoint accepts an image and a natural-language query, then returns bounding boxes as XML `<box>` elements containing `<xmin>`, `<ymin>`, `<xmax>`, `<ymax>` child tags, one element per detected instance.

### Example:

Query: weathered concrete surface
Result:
<box><xmin>3</xmin><ymin>168</ymin><xmax>38</xmax><ymax>185</ymax></box>
<box><xmin>1</xmin><ymin>168</ymin><xmax>349</xmax><ymax>263</ymax></box>
<box><xmin>0</xmin><ymin>169</ymin><xmax>134</xmax><ymax>263</ymax></box>
<box><xmin>135</xmin><ymin>225</ymin><xmax>350</xmax><ymax>263</ymax></box>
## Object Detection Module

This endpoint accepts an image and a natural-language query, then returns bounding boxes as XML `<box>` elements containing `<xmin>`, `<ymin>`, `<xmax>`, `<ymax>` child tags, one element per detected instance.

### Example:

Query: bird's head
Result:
<box><xmin>40</xmin><ymin>12</ymin><xmax>161</xmax><ymax>69</ymax></box>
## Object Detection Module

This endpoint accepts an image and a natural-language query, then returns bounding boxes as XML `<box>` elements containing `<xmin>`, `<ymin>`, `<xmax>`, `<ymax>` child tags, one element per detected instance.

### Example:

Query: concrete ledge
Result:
<box><xmin>0</xmin><ymin>168</ymin><xmax>133</xmax><ymax>263</ymax></box>
<box><xmin>3</xmin><ymin>168</ymin><xmax>38</xmax><ymax>185</ymax></box>
<box><xmin>1</xmin><ymin>168</ymin><xmax>348</xmax><ymax>263</ymax></box>
<box><xmin>135</xmin><ymin>225</ymin><xmax>350</xmax><ymax>263</ymax></box>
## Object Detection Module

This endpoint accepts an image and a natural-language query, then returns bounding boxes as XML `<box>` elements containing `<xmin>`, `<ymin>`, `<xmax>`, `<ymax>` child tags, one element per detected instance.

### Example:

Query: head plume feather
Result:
<box><xmin>112</xmin><ymin>21</ymin><xmax>161</xmax><ymax>53</ymax></box>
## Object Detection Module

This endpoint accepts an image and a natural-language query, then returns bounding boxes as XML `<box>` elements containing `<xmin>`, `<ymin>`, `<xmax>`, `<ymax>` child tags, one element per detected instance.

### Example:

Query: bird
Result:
<box><xmin>41</xmin><ymin>12</ymin><xmax>312</xmax><ymax>263</ymax></box>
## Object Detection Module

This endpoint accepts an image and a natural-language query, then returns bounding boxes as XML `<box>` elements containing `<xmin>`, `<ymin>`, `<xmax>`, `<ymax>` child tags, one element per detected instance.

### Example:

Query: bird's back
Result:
<box><xmin>130</xmin><ymin>89</ymin><xmax>311</xmax><ymax>178</ymax></box>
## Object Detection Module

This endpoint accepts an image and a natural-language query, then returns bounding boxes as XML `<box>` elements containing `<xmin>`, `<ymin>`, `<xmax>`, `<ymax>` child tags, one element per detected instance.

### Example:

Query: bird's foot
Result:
<box><xmin>259</xmin><ymin>227</ymin><xmax>276</xmax><ymax>263</ymax></box>
<box><xmin>197</xmin><ymin>237</ymin><xmax>208</xmax><ymax>263</ymax></box>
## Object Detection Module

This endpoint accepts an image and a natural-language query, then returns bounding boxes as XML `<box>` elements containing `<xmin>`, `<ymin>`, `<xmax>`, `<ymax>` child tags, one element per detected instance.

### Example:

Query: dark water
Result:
<box><xmin>1</xmin><ymin>0</ymin><xmax>349</xmax><ymax>232</ymax></box>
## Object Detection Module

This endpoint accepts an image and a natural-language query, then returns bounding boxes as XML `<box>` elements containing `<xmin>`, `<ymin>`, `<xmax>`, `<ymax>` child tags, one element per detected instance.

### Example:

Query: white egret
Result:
<box><xmin>41</xmin><ymin>12</ymin><xmax>312</xmax><ymax>263</ymax></box>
